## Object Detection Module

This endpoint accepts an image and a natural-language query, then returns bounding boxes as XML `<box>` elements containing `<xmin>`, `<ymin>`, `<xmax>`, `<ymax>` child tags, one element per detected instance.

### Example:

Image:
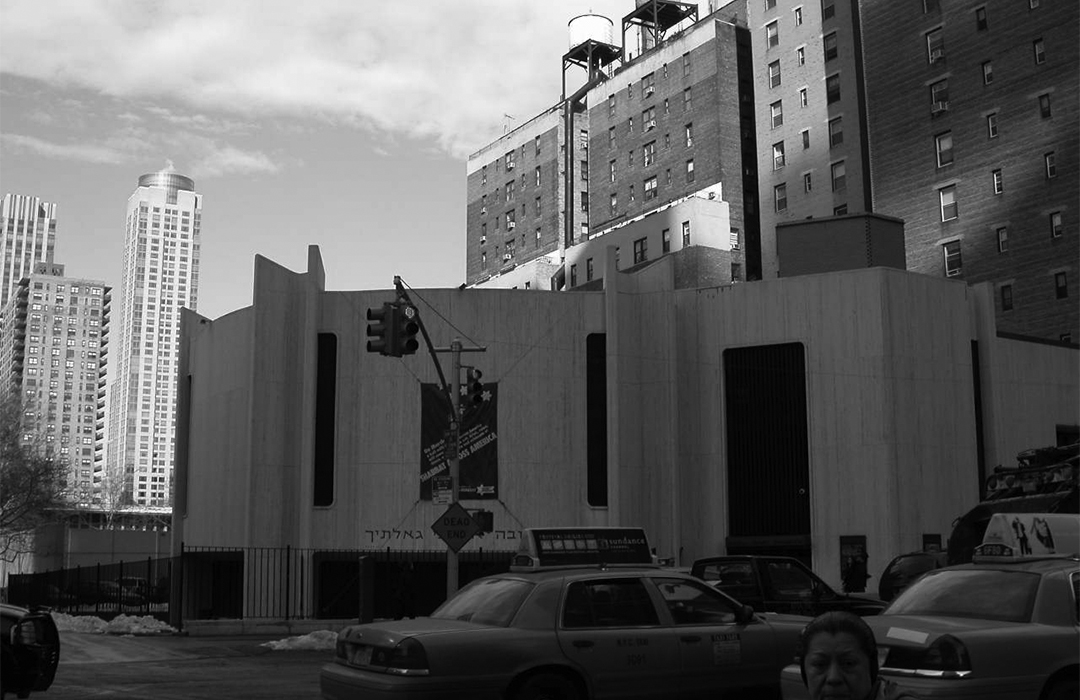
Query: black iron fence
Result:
<box><xmin>8</xmin><ymin>556</ymin><xmax>174</xmax><ymax>623</ymax></box>
<box><xmin>9</xmin><ymin>545</ymin><xmax>514</xmax><ymax>629</ymax></box>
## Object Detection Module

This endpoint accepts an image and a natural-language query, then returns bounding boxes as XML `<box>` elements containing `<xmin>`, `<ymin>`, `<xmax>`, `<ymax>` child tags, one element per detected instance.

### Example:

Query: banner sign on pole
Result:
<box><xmin>420</xmin><ymin>382</ymin><xmax>498</xmax><ymax>500</ymax></box>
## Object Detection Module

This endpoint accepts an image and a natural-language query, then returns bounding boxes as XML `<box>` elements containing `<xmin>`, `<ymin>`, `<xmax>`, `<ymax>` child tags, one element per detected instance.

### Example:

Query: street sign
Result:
<box><xmin>432</xmin><ymin>475</ymin><xmax>452</xmax><ymax>505</ymax></box>
<box><xmin>431</xmin><ymin>502</ymin><xmax>482</xmax><ymax>553</ymax></box>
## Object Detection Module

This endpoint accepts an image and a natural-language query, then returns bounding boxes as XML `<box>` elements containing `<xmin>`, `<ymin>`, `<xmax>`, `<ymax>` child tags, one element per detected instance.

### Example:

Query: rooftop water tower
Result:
<box><xmin>623</xmin><ymin>0</ymin><xmax>698</xmax><ymax>60</ymax></box>
<box><xmin>562</xmin><ymin>13</ymin><xmax>622</xmax><ymax>99</ymax></box>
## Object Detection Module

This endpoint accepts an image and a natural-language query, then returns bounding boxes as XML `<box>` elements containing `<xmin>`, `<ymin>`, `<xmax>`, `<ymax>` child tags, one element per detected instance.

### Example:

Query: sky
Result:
<box><xmin>0</xmin><ymin>0</ymin><xmax>671</xmax><ymax>319</ymax></box>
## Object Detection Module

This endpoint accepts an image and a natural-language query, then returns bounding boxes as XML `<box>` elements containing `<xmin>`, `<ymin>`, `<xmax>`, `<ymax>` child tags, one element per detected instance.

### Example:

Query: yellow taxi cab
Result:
<box><xmin>781</xmin><ymin>513</ymin><xmax>1080</xmax><ymax>700</ymax></box>
<box><xmin>321</xmin><ymin>527</ymin><xmax>810</xmax><ymax>699</ymax></box>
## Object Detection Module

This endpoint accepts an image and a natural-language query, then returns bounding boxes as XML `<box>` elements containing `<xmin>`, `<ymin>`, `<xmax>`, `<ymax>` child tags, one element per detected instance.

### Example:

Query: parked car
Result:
<box><xmin>781</xmin><ymin>554</ymin><xmax>1080</xmax><ymax>700</ymax></box>
<box><xmin>322</xmin><ymin>528</ymin><xmax>811</xmax><ymax>699</ymax></box>
<box><xmin>877</xmin><ymin>550</ymin><xmax>949</xmax><ymax>602</ymax></box>
<box><xmin>0</xmin><ymin>603</ymin><xmax>60</xmax><ymax>699</ymax></box>
<box><xmin>690</xmin><ymin>555</ymin><xmax>887</xmax><ymax>617</ymax></box>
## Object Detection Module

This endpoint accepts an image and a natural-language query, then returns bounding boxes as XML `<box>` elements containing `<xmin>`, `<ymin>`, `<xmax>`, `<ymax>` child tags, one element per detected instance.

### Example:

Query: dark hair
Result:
<box><xmin>796</xmin><ymin>611</ymin><xmax>879</xmax><ymax>686</ymax></box>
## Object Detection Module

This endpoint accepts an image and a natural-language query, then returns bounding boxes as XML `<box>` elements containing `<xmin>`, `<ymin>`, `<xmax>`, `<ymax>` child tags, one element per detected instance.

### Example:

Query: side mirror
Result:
<box><xmin>736</xmin><ymin>604</ymin><xmax>756</xmax><ymax>624</ymax></box>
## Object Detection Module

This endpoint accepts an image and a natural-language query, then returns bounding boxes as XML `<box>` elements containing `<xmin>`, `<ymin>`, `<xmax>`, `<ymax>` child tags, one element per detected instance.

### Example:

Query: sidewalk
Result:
<box><xmin>60</xmin><ymin>630</ymin><xmax>294</xmax><ymax>665</ymax></box>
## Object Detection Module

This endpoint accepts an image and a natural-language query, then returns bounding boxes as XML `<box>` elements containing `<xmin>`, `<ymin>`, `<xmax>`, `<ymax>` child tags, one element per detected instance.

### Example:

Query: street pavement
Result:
<box><xmin>47</xmin><ymin>631</ymin><xmax>330</xmax><ymax>699</ymax></box>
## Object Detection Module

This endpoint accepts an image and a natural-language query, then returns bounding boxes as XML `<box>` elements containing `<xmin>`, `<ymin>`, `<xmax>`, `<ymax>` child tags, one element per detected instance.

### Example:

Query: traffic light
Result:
<box><xmin>396</xmin><ymin>304</ymin><xmax>420</xmax><ymax>355</ymax></box>
<box><xmin>464</xmin><ymin>368</ymin><xmax>484</xmax><ymax>406</ymax></box>
<box><xmin>366</xmin><ymin>303</ymin><xmax>398</xmax><ymax>356</ymax></box>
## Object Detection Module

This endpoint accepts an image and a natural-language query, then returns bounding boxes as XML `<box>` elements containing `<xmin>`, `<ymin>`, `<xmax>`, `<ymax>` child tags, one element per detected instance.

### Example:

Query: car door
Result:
<box><xmin>649</xmin><ymin>576</ymin><xmax>780</xmax><ymax>699</ymax></box>
<box><xmin>557</xmin><ymin>577</ymin><xmax>680</xmax><ymax>699</ymax></box>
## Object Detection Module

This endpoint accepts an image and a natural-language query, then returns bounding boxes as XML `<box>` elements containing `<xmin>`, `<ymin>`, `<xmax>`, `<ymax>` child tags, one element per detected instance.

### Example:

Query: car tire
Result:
<box><xmin>513</xmin><ymin>672</ymin><xmax>583</xmax><ymax>700</ymax></box>
<box><xmin>1043</xmin><ymin>678</ymin><xmax>1079</xmax><ymax>700</ymax></box>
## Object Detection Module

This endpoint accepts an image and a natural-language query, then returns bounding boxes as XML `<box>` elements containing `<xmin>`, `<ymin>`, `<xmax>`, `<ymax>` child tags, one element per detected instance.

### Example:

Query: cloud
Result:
<box><xmin>0</xmin><ymin>0</ymin><xmax>635</xmax><ymax>158</ymax></box>
<box><xmin>0</xmin><ymin>133</ymin><xmax>126</xmax><ymax>163</ymax></box>
<box><xmin>189</xmin><ymin>145</ymin><xmax>280</xmax><ymax>177</ymax></box>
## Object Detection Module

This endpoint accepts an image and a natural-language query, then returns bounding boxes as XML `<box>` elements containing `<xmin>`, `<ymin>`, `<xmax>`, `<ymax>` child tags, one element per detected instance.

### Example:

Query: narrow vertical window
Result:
<box><xmin>766</xmin><ymin>21</ymin><xmax>780</xmax><ymax>48</ymax></box>
<box><xmin>1050</xmin><ymin>211</ymin><xmax>1062</xmax><ymax>238</ymax></box>
<box><xmin>1001</xmin><ymin>284</ymin><xmax>1013</xmax><ymax>311</ymax></box>
<box><xmin>826</xmin><ymin>74</ymin><xmax>841</xmax><ymax>103</ymax></box>
<box><xmin>996</xmin><ymin>227</ymin><xmax>1008</xmax><ymax>252</ymax></box>
<box><xmin>802</xmin><ymin>129</ymin><xmax>810</xmax><ymax>149</ymax></box>
<box><xmin>662</xmin><ymin>228</ymin><xmax>671</xmax><ymax>253</ymax></box>
<box><xmin>824</xmin><ymin>32</ymin><xmax>838</xmax><ymax>61</ymax></box>
<box><xmin>981</xmin><ymin>61</ymin><xmax>993</xmax><ymax>85</ymax></box>
<box><xmin>797</xmin><ymin>46</ymin><xmax>806</xmax><ymax>66</ymax></box>
<box><xmin>586</xmin><ymin>334</ymin><xmax>607</xmax><ymax>507</ymax></box>
<box><xmin>939</xmin><ymin>185</ymin><xmax>958</xmax><ymax>221</ymax></box>
<box><xmin>986</xmin><ymin>113</ymin><xmax>998</xmax><ymax>138</ymax></box>
<box><xmin>769</xmin><ymin>60</ymin><xmax>782</xmax><ymax>88</ymax></box>
<box><xmin>1033</xmin><ymin>39</ymin><xmax>1045</xmax><ymax>65</ymax></box>
<box><xmin>822</xmin><ymin>0</ymin><xmax>835</xmax><ymax>20</ymax></box>
<box><xmin>926</xmin><ymin>29</ymin><xmax>945</xmax><ymax>64</ymax></box>
<box><xmin>803</xmin><ymin>172</ymin><xmax>812</xmax><ymax>193</ymax></box>
<box><xmin>682</xmin><ymin>220</ymin><xmax>691</xmax><ymax>245</ymax></box>
<box><xmin>570</xmin><ymin>264</ymin><xmax>578</xmax><ymax>287</ymax></box>
<box><xmin>1055</xmin><ymin>272</ymin><xmax>1068</xmax><ymax>299</ymax></box>
<box><xmin>794</xmin><ymin>6</ymin><xmax>803</xmax><ymax>25</ymax></box>
<box><xmin>975</xmin><ymin>6</ymin><xmax>988</xmax><ymax>30</ymax></box>
<box><xmin>799</xmin><ymin>87</ymin><xmax>808</xmax><ymax>107</ymax></box>
<box><xmin>1038</xmin><ymin>93</ymin><xmax>1052</xmax><ymax>118</ymax></box>
<box><xmin>771</xmin><ymin>100</ymin><xmax>784</xmax><ymax>128</ymax></box>
<box><xmin>992</xmin><ymin>169</ymin><xmax>1004</xmax><ymax>194</ymax></box>
<box><xmin>828</xmin><ymin>117</ymin><xmax>843</xmax><ymax>147</ymax></box>
<box><xmin>774</xmin><ymin>183</ymin><xmax>788</xmax><ymax>212</ymax></box>
<box><xmin>682</xmin><ymin>52</ymin><xmax>691</xmax><ymax>77</ymax></box>
<box><xmin>313</xmin><ymin>333</ymin><xmax>337</xmax><ymax>507</ymax></box>
<box><xmin>686</xmin><ymin>159</ymin><xmax>695</xmax><ymax>182</ymax></box>
<box><xmin>1045</xmin><ymin>152</ymin><xmax>1056</xmax><ymax>178</ymax></box>
<box><xmin>831</xmin><ymin>161</ymin><xmax>846</xmax><ymax>191</ymax></box>
<box><xmin>935</xmin><ymin>132</ymin><xmax>953</xmax><ymax>167</ymax></box>
<box><xmin>943</xmin><ymin>240</ymin><xmax>962</xmax><ymax>276</ymax></box>
<box><xmin>773</xmin><ymin>141</ymin><xmax>786</xmax><ymax>170</ymax></box>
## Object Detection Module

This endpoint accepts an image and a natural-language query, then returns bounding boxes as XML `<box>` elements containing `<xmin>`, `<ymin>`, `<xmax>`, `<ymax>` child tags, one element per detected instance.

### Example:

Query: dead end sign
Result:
<box><xmin>431</xmin><ymin>503</ymin><xmax>482</xmax><ymax>553</ymax></box>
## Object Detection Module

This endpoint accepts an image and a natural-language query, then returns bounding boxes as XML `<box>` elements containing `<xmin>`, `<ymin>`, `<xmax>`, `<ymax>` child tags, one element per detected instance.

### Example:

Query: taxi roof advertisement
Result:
<box><xmin>523</xmin><ymin>527</ymin><xmax>653</xmax><ymax>567</ymax></box>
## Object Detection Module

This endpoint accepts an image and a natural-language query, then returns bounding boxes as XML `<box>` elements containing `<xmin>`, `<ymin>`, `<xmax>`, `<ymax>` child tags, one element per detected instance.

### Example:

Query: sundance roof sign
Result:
<box><xmin>512</xmin><ymin>527</ymin><xmax>653</xmax><ymax>571</ymax></box>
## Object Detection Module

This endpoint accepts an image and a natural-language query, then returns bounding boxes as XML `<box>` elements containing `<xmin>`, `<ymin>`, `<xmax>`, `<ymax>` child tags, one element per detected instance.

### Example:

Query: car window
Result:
<box><xmin>561</xmin><ymin>578</ymin><xmax>660</xmax><ymax>628</ymax></box>
<box><xmin>431</xmin><ymin>577</ymin><xmax>534</xmax><ymax>627</ymax></box>
<box><xmin>764</xmin><ymin>561</ymin><xmax>819</xmax><ymax>600</ymax></box>
<box><xmin>886</xmin><ymin>569</ymin><xmax>1041</xmax><ymax>623</ymax></box>
<box><xmin>653</xmin><ymin>577</ymin><xmax>739</xmax><ymax>625</ymax></box>
<box><xmin>699</xmin><ymin>562</ymin><xmax>758</xmax><ymax>600</ymax></box>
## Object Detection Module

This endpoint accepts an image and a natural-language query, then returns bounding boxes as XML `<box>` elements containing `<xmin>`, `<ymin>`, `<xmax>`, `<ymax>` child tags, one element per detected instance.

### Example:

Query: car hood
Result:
<box><xmin>338</xmin><ymin>617</ymin><xmax>498</xmax><ymax>646</ymax></box>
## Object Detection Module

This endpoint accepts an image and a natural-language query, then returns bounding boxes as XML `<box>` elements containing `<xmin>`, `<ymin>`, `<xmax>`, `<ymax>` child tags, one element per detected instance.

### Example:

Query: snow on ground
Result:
<box><xmin>260</xmin><ymin>629</ymin><xmax>338</xmax><ymax>651</ymax></box>
<box><xmin>54</xmin><ymin>612</ymin><xmax>177</xmax><ymax>635</ymax></box>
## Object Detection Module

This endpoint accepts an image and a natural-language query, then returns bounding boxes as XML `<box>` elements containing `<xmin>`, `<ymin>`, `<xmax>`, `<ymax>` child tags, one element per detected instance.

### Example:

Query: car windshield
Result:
<box><xmin>885</xmin><ymin>569</ymin><xmax>1041</xmax><ymax>623</ymax></box>
<box><xmin>431</xmin><ymin>577</ymin><xmax>534</xmax><ymax>627</ymax></box>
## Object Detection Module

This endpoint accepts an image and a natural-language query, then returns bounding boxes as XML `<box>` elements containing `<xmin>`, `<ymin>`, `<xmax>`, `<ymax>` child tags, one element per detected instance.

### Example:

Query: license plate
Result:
<box><xmin>348</xmin><ymin>645</ymin><xmax>373</xmax><ymax>666</ymax></box>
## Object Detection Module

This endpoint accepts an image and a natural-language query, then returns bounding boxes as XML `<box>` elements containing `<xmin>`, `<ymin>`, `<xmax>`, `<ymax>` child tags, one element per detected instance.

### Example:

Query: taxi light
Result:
<box><xmin>384</xmin><ymin>638</ymin><xmax>429</xmax><ymax>676</ymax></box>
<box><xmin>15</xmin><ymin>620</ymin><xmax>39</xmax><ymax>645</ymax></box>
<box><xmin>884</xmin><ymin>634</ymin><xmax>971</xmax><ymax>679</ymax></box>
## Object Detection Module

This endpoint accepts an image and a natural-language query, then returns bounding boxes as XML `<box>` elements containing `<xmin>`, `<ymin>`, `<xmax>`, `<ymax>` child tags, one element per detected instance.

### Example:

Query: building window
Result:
<box><xmin>992</xmin><ymin>169</ymin><xmax>1004</xmax><ymax>194</ymax></box>
<box><xmin>643</xmin><ymin>140</ymin><xmax>656</xmax><ymax>167</ymax></box>
<box><xmin>683</xmin><ymin>87</ymin><xmax>692</xmax><ymax>112</ymax></box>
<box><xmin>682</xmin><ymin>52</ymin><xmax>691</xmax><ymax>77</ymax></box>
<box><xmin>535</xmin><ymin>135</ymin><xmax>541</xmax><ymax>156</ymax></box>
<box><xmin>535</xmin><ymin>166</ymin><xmax>542</xmax><ymax>187</ymax></box>
<box><xmin>610</xmin><ymin>193</ymin><xmax>618</xmax><ymax>216</ymax></box>
<box><xmin>628</xmin><ymin>116</ymin><xmax>634</xmax><ymax>133</ymax></box>
<box><xmin>643</xmin><ymin>106</ymin><xmax>656</xmax><ymax>129</ymax></box>
<box><xmin>608</xmin><ymin>94</ymin><xmax>616</xmax><ymax>117</ymax></box>
<box><xmin>536</xmin><ymin>228</ymin><xmax>542</xmax><ymax>245</ymax></box>
<box><xmin>975</xmin><ymin>6</ymin><xmax>988</xmax><ymax>30</ymax></box>
<box><xmin>609</xmin><ymin>127</ymin><xmax>616</xmax><ymax>149</ymax></box>
<box><xmin>633</xmin><ymin>237</ymin><xmax>648</xmax><ymax>264</ymax></box>
<box><xmin>834</xmin><ymin>204</ymin><xmax>848</xmax><ymax>215</ymax></box>
<box><xmin>802</xmin><ymin>129</ymin><xmax>810</xmax><ymax>149</ymax></box>
<box><xmin>570</xmin><ymin>264</ymin><xmax>578</xmax><ymax>287</ymax></box>
<box><xmin>627</xmin><ymin>81</ymin><xmax>633</xmax><ymax>99</ymax></box>
<box><xmin>766</xmin><ymin>0</ymin><xmax>777</xmax><ymax>9</ymax></box>
<box><xmin>1055</xmin><ymin>272</ymin><xmax>1068</xmax><ymax>299</ymax></box>
<box><xmin>642</xmin><ymin>72</ymin><xmax>655</xmax><ymax>97</ymax></box>
<box><xmin>931</xmin><ymin>79</ymin><xmax>949</xmax><ymax>107</ymax></box>
<box><xmin>535</xmin><ymin>196</ymin><xmax>542</xmax><ymax>215</ymax></box>
<box><xmin>1050</xmin><ymin>211</ymin><xmax>1063</xmax><ymax>238</ymax></box>
<box><xmin>771</xmin><ymin>101</ymin><xmax>784</xmax><ymax>128</ymax></box>
<box><xmin>986</xmin><ymin>112</ymin><xmax>998</xmax><ymax>138</ymax></box>
<box><xmin>581</xmin><ymin>191</ymin><xmax>589</xmax><ymax>213</ymax></box>
<box><xmin>997</xmin><ymin>226</ymin><xmax>1008</xmax><ymax>252</ymax></box>
<box><xmin>797</xmin><ymin>46</ymin><xmax>806</xmax><ymax>66</ymax></box>
<box><xmin>662</xmin><ymin>228</ymin><xmax>671</xmax><ymax>253</ymax></box>
<box><xmin>686</xmin><ymin>159</ymin><xmax>695</xmax><ymax>182</ymax></box>
<box><xmin>1038</xmin><ymin>93</ymin><xmax>1052</xmax><ymax>118</ymax></box>
<box><xmin>824</xmin><ymin>32</ymin><xmax>838</xmax><ymax>61</ymax></box>
<box><xmin>586</xmin><ymin>258</ymin><xmax>594</xmax><ymax>281</ymax></box>
<box><xmin>1033</xmin><ymin>39</ymin><xmax>1045</xmax><ymax>65</ymax></box>
<box><xmin>799</xmin><ymin>87</ymin><xmax>808</xmax><ymax>107</ymax></box>
<box><xmin>1045</xmin><ymin>151</ymin><xmax>1056</xmax><ymax>178</ymax></box>
<box><xmin>644</xmin><ymin>176</ymin><xmax>658</xmax><ymax>200</ymax></box>
<box><xmin>766</xmin><ymin>21</ymin><xmax>779</xmax><ymax>48</ymax></box>
<box><xmin>580</xmin><ymin>161</ymin><xmax>588</xmax><ymax>181</ymax></box>
<box><xmin>939</xmin><ymin>185</ymin><xmax>958</xmax><ymax>221</ymax></box>
<box><xmin>826</xmin><ymin>74</ymin><xmax>840</xmax><ymax>103</ymax></box>
<box><xmin>923</xmin><ymin>0</ymin><xmax>940</xmax><ymax>11</ymax></box>
<box><xmin>666</xmin><ymin>168</ymin><xmax>672</xmax><ymax>186</ymax></box>
<box><xmin>831</xmin><ymin>161</ymin><xmax>846</xmax><ymax>191</ymax></box>
<box><xmin>926</xmin><ymin>29</ymin><xmax>944</xmax><ymax>64</ymax></box>
<box><xmin>685</xmin><ymin>123</ymin><xmax>693</xmax><ymax>147</ymax></box>
<box><xmin>822</xmin><ymin>0</ymin><xmax>835</xmax><ymax>20</ymax></box>
<box><xmin>943</xmin><ymin>240</ymin><xmax>962</xmax><ymax>276</ymax></box>
<box><xmin>773</xmin><ymin>141</ymin><xmax>786</xmax><ymax>170</ymax></box>
<box><xmin>628</xmin><ymin>149</ymin><xmax>634</xmax><ymax>167</ymax></box>
<box><xmin>682</xmin><ymin>220</ymin><xmax>691</xmax><ymax>245</ymax></box>
<box><xmin>769</xmin><ymin>60</ymin><xmax>781</xmax><ymax>88</ymax></box>
<box><xmin>828</xmin><ymin>117</ymin><xmax>843</xmax><ymax>147</ymax></box>
<box><xmin>1001</xmin><ymin>284</ymin><xmax>1013</xmax><ymax>311</ymax></box>
<box><xmin>774</xmin><ymin>183</ymin><xmax>788</xmax><ymax>212</ymax></box>
<box><xmin>935</xmin><ymin>132</ymin><xmax>953</xmax><ymax>167</ymax></box>
<box><xmin>803</xmin><ymin>172</ymin><xmax>812</xmax><ymax>192</ymax></box>
<box><xmin>981</xmin><ymin>61</ymin><xmax>993</xmax><ymax>85</ymax></box>
<box><xmin>794</xmin><ymin>6</ymin><xmax>803</xmax><ymax>25</ymax></box>
<box><xmin>609</xmin><ymin>160</ymin><xmax>616</xmax><ymax>182</ymax></box>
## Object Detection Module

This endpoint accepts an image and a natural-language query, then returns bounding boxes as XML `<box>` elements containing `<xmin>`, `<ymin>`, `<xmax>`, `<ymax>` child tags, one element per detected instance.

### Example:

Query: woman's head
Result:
<box><xmin>797</xmin><ymin>611</ymin><xmax>879</xmax><ymax>700</ymax></box>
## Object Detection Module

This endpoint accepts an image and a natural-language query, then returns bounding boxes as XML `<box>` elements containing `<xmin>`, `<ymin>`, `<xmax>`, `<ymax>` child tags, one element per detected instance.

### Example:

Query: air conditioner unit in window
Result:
<box><xmin>480</xmin><ymin>207</ymin><xmax>486</xmax><ymax>215</ymax></box>
<box><xmin>929</xmin><ymin>48</ymin><xmax>944</xmax><ymax>63</ymax></box>
<box><xmin>480</xmin><ymin>236</ymin><xmax>486</xmax><ymax>244</ymax></box>
<box><xmin>504</xmin><ymin>253</ymin><xmax>513</xmax><ymax>261</ymax></box>
<box><xmin>646</xmin><ymin>119</ymin><xmax>656</xmax><ymax>131</ymax></box>
<box><xmin>508</xmin><ymin>221</ymin><xmax>516</xmax><ymax>229</ymax></box>
<box><xmin>507</xmin><ymin>162</ymin><xmax>515</xmax><ymax>170</ymax></box>
<box><xmin>644</xmin><ymin>85</ymin><xmax>655</xmax><ymax>97</ymax></box>
<box><xmin>931</xmin><ymin>100</ymin><xmax>949</xmax><ymax>115</ymax></box>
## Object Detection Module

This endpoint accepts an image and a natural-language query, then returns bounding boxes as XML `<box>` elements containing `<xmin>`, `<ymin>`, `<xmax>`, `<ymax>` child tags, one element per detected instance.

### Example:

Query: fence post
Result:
<box><xmin>285</xmin><ymin>545</ymin><xmax>291</xmax><ymax>621</ymax></box>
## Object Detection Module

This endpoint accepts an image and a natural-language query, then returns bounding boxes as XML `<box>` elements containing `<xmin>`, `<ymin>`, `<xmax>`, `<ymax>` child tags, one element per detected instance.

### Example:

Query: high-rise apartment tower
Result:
<box><xmin>1</xmin><ymin>194</ymin><xmax>57</xmax><ymax>311</ymax></box>
<box><xmin>104</xmin><ymin>167</ymin><xmax>201</xmax><ymax>507</ymax></box>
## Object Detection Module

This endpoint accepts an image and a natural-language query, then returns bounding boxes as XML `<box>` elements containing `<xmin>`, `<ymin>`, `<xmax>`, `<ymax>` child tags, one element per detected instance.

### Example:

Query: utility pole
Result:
<box><xmin>448</xmin><ymin>339</ymin><xmax>462</xmax><ymax>595</ymax></box>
